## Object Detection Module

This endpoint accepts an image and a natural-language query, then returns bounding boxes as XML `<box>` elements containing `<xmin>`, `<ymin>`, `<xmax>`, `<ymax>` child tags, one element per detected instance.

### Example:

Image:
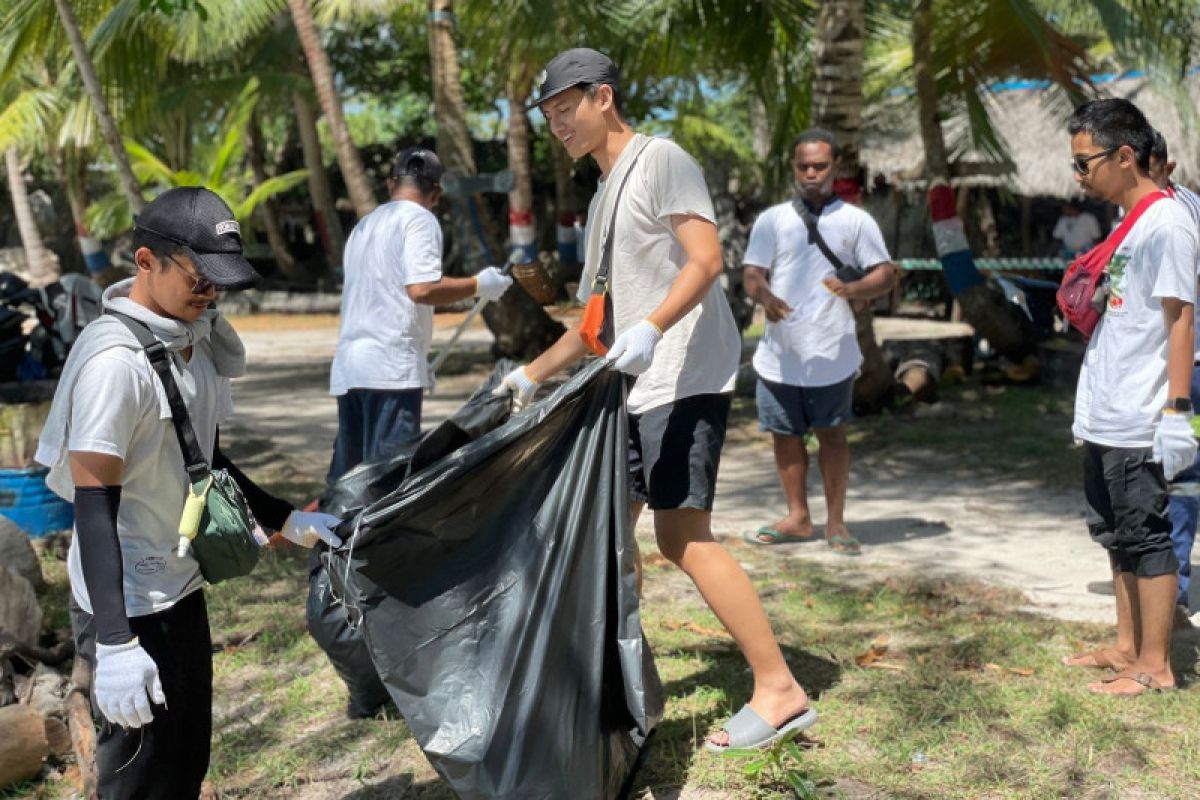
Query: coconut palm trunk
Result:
<box><xmin>293</xmin><ymin>90</ymin><xmax>345</xmax><ymax>270</ymax></box>
<box><xmin>809</xmin><ymin>0</ymin><xmax>893</xmax><ymax>411</ymax></box>
<box><xmin>247</xmin><ymin>111</ymin><xmax>301</xmax><ymax>280</ymax></box>
<box><xmin>913</xmin><ymin>0</ymin><xmax>1036</xmax><ymax>367</ymax></box>
<box><xmin>51</xmin><ymin>0</ymin><xmax>144</xmax><ymax>214</ymax></box>
<box><xmin>428</xmin><ymin>0</ymin><xmax>477</xmax><ymax>177</ymax></box>
<box><xmin>286</xmin><ymin>0</ymin><xmax>376</xmax><ymax>218</ymax></box>
<box><xmin>4</xmin><ymin>146</ymin><xmax>57</xmax><ymax>286</ymax></box>
<box><xmin>428</xmin><ymin>2</ymin><xmax>563</xmax><ymax>358</ymax></box>
<box><xmin>506</xmin><ymin>68</ymin><xmax>536</xmax><ymax>263</ymax></box>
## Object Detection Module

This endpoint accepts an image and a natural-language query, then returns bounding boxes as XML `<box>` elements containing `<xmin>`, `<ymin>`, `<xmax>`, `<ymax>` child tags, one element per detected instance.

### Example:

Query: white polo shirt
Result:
<box><xmin>330</xmin><ymin>200</ymin><xmax>443</xmax><ymax>395</ymax></box>
<box><xmin>744</xmin><ymin>198</ymin><xmax>891</xmax><ymax>387</ymax></box>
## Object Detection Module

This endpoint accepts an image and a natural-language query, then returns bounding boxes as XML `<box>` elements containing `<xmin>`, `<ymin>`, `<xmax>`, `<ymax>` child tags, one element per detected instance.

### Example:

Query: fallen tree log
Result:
<box><xmin>0</xmin><ymin>704</ymin><xmax>48</xmax><ymax>788</ymax></box>
<box><xmin>65</xmin><ymin>689</ymin><xmax>97</xmax><ymax>799</ymax></box>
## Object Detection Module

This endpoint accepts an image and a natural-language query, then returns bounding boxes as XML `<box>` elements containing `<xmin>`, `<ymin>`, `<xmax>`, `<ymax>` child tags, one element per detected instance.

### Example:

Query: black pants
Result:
<box><xmin>72</xmin><ymin>590</ymin><xmax>213</xmax><ymax>800</ymax></box>
<box><xmin>1083</xmin><ymin>442</ymin><xmax>1179</xmax><ymax>577</ymax></box>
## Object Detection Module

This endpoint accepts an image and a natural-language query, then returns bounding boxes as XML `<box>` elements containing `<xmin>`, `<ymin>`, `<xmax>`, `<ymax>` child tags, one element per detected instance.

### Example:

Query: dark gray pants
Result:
<box><xmin>1083</xmin><ymin>442</ymin><xmax>1179</xmax><ymax>577</ymax></box>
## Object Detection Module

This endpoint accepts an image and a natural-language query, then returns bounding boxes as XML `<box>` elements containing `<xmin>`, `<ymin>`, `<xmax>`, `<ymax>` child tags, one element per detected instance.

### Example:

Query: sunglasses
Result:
<box><xmin>1072</xmin><ymin>146</ymin><xmax>1119</xmax><ymax>176</ymax></box>
<box><xmin>163</xmin><ymin>254</ymin><xmax>217</xmax><ymax>295</ymax></box>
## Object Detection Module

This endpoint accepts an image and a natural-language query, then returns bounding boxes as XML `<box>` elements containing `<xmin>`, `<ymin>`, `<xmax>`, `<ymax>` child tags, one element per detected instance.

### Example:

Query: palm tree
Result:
<box><xmin>903</xmin><ymin>0</ymin><xmax>1098</xmax><ymax>366</ymax></box>
<box><xmin>806</xmin><ymin>0</ymin><xmax>896</xmax><ymax>410</ymax></box>
<box><xmin>3</xmin><ymin>146</ymin><xmax>57</xmax><ymax>285</ymax></box>
<box><xmin>286</xmin><ymin>0</ymin><xmax>378</xmax><ymax>218</ymax></box>
<box><xmin>50</xmin><ymin>0</ymin><xmax>145</xmax><ymax>213</ymax></box>
<box><xmin>292</xmin><ymin>88</ymin><xmax>346</xmax><ymax>269</ymax></box>
<box><xmin>812</xmin><ymin>0</ymin><xmax>866</xmax><ymax>186</ymax></box>
<box><xmin>428</xmin><ymin>1</ymin><xmax>565</xmax><ymax>357</ymax></box>
<box><xmin>85</xmin><ymin>79</ymin><xmax>310</xmax><ymax>239</ymax></box>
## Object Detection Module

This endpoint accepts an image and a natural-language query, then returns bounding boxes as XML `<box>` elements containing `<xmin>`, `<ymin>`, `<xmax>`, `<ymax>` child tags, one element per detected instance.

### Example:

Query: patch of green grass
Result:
<box><xmin>633</xmin><ymin>552</ymin><xmax>1200</xmax><ymax>799</ymax></box>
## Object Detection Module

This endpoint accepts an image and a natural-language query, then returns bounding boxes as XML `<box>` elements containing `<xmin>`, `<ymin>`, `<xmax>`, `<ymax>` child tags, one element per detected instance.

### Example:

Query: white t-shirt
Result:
<box><xmin>330</xmin><ymin>200</ymin><xmax>443</xmax><ymax>395</ymax></box>
<box><xmin>577</xmin><ymin>134</ymin><xmax>740</xmax><ymax>414</ymax></box>
<box><xmin>1073</xmin><ymin>198</ymin><xmax>1198</xmax><ymax>447</ymax></box>
<box><xmin>744</xmin><ymin>198</ymin><xmax>890</xmax><ymax>387</ymax></box>
<box><xmin>67</xmin><ymin>342</ymin><xmax>233</xmax><ymax>617</ymax></box>
<box><xmin>1053</xmin><ymin>211</ymin><xmax>1103</xmax><ymax>253</ymax></box>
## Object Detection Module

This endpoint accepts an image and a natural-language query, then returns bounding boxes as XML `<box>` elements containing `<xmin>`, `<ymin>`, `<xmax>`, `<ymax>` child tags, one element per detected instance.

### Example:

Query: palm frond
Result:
<box><xmin>207</xmin><ymin>78</ymin><xmax>260</xmax><ymax>185</ymax></box>
<box><xmin>233</xmin><ymin>168</ymin><xmax>310</xmax><ymax>218</ymax></box>
<box><xmin>0</xmin><ymin>86</ymin><xmax>63</xmax><ymax>151</ymax></box>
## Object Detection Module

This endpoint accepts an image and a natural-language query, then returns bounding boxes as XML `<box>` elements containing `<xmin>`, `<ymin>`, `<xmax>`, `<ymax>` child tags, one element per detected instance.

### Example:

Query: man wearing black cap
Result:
<box><xmin>327</xmin><ymin>146</ymin><xmax>513</xmax><ymax>481</ymax></box>
<box><xmin>495</xmin><ymin>48</ymin><xmax>816</xmax><ymax>752</ymax></box>
<box><xmin>36</xmin><ymin>186</ymin><xmax>342</xmax><ymax>798</ymax></box>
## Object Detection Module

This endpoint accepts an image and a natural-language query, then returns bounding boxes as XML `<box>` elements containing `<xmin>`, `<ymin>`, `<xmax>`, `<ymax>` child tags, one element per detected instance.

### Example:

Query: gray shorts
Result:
<box><xmin>1083</xmin><ymin>442</ymin><xmax>1178</xmax><ymax>577</ymax></box>
<box><xmin>756</xmin><ymin>375</ymin><xmax>855</xmax><ymax>437</ymax></box>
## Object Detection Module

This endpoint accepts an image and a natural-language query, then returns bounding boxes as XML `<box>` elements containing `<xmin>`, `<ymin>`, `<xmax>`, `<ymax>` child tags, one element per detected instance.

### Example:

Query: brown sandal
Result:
<box><xmin>1088</xmin><ymin>671</ymin><xmax>1175</xmax><ymax>696</ymax></box>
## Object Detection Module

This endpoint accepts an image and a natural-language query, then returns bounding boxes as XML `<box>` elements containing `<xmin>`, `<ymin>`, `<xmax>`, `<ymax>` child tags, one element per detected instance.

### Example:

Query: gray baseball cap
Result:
<box><xmin>531</xmin><ymin>48</ymin><xmax>620</xmax><ymax>108</ymax></box>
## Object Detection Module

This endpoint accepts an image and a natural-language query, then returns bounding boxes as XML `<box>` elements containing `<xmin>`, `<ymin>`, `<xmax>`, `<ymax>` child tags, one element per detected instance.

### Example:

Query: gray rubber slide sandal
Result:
<box><xmin>704</xmin><ymin>705</ymin><xmax>819</xmax><ymax>753</ymax></box>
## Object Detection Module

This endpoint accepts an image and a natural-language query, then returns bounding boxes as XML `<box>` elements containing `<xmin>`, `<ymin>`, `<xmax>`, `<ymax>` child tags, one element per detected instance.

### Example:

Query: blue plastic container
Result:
<box><xmin>0</xmin><ymin>466</ymin><xmax>74</xmax><ymax>537</ymax></box>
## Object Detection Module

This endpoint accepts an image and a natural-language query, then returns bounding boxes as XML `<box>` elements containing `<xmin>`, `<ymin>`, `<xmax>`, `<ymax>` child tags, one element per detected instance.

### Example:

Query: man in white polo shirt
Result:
<box><xmin>742</xmin><ymin>128</ymin><xmax>897</xmax><ymax>555</ymax></box>
<box><xmin>328</xmin><ymin>147</ymin><xmax>512</xmax><ymax>482</ymax></box>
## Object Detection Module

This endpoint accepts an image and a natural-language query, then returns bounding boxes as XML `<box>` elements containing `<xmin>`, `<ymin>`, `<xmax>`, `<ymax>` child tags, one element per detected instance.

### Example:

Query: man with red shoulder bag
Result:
<box><xmin>1059</xmin><ymin>99</ymin><xmax>1198</xmax><ymax>696</ymax></box>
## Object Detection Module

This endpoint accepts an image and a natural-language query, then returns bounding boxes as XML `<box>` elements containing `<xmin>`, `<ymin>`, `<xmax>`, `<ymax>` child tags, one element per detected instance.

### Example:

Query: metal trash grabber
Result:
<box><xmin>427</xmin><ymin>255</ymin><xmax>517</xmax><ymax>390</ymax></box>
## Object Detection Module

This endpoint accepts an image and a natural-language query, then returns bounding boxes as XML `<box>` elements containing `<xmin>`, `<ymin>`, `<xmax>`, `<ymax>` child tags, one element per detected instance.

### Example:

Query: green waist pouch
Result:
<box><xmin>178</xmin><ymin>469</ymin><xmax>261</xmax><ymax>583</ymax></box>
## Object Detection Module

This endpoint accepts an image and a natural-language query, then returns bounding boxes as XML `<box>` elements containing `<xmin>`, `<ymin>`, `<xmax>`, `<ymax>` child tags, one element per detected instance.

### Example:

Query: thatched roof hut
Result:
<box><xmin>861</xmin><ymin>75</ymin><xmax>1200</xmax><ymax>197</ymax></box>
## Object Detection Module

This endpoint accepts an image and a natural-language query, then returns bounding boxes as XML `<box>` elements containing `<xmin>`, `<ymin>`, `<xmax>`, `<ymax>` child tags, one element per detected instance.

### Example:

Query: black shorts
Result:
<box><xmin>1083</xmin><ymin>442</ymin><xmax>1178</xmax><ymax>577</ymax></box>
<box><xmin>628</xmin><ymin>393</ymin><xmax>731</xmax><ymax>511</ymax></box>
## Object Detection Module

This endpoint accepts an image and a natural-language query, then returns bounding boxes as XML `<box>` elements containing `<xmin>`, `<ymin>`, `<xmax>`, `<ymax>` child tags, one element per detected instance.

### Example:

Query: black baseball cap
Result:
<box><xmin>531</xmin><ymin>48</ymin><xmax>620</xmax><ymax>108</ymax></box>
<box><xmin>134</xmin><ymin>187</ymin><xmax>260</xmax><ymax>290</ymax></box>
<box><xmin>391</xmin><ymin>147</ymin><xmax>444</xmax><ymax>184</ymax></box>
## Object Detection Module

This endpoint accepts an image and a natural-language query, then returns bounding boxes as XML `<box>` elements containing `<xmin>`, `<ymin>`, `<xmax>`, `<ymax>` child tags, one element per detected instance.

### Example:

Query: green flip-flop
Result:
<box><xmin>743</xmin><ymin>526</ymin><xmax>819</xmax><ymax>545</ymax></box>
<box><xmin>826</xmin><ymin>533</ymin><xmax>862</xmax><ymax>555</ymax></box>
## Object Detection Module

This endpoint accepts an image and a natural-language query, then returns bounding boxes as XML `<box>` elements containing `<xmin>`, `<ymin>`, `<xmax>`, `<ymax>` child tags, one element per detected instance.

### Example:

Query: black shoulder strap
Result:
<box><xmin>791</xmin><ymin>197</ymin><xmax>848</xmax><ymax>272</ymax></box>
<box><xmin>591</xmin><ymin>138</ymin><xmax>656</xmax><ymax>293</ymax></box>
<box><xmin>107</xmin><ymin>311</ymin><xmax>210</xmax><ymax>485</ymax></box>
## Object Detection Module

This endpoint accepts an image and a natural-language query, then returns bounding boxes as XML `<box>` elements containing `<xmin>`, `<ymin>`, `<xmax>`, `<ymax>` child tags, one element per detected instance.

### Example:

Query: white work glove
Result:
<box><xmin>492</xmin><ymin>365</ymin><xmax>539</xmax><ymax>412</ymax></box>
<box><xmin>474</xmin><ymin>267</ymin><xmax>513</xmax><ymax>303</ymax></box>
<box><xmin>605</xmin><ymin>320</ymin><xmax>663</xmax><ymax>376</ymax></box>
<box><xmin>94</xmin><ymin>638</ymin><xmax>165</xmax><ymax>729</ymax></box>
<box><xmin>281</xmin><ymin>511</ymin><xmax>344</xmax><ymax>548</ymax></box>
<box><xmin>1153</xmin><ymin>412</ymin><xmax>1198</xmax><ymax>481</ymax></box>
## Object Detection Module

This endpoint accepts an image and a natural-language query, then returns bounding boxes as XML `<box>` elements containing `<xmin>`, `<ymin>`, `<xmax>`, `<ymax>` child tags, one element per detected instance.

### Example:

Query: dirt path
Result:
<box><xmin>221</xmin><ymin>313</ymin><xmax>1179</xmax><ymax>627</ymax></box>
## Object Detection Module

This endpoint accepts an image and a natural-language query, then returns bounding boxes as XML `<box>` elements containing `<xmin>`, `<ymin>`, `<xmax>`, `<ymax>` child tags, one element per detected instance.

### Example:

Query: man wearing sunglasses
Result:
<box><xmin>1061</xmin><ymin>100</ymin><xmax>1198</xmax><ymax>696</ymax></box>
<box><xmin>36</xmin><ymin>187</ymin><xmax>342</xmax><ymax>798</ymax></box>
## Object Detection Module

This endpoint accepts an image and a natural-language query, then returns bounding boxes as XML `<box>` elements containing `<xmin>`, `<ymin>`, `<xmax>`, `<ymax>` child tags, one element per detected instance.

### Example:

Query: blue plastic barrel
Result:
<box><xmin>0</xmin><ymin>466</ymin><xmax>74</xmax><ymax>537</ymax></box>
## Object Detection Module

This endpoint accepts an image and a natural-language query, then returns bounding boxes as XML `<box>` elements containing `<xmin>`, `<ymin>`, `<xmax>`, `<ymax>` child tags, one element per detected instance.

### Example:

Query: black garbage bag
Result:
<box><xmin>328</xmin><ymin>359</ymin><xmax>662</xmax><ymax>800</ymax></box>
<box><xmin>305</xmin><ymin>554</ymin><xmax>392</xmax><ymax>718</ymax></box>
<box><xmin>320</xmin><ymin>359</ymin><xmax>517</xmax><ymax>518</ymax></box>
<box><xmin>309</xmin><ymin>361</ymin><xmax>519</xmax><ymax>717</ymax></box>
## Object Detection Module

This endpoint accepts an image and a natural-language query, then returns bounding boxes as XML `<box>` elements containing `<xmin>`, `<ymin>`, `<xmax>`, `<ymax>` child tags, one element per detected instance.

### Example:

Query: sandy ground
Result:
<box><xmin>223</xmin><ymin>312</ymin><xmax>1196</xmax><ymax>628</ymax></box>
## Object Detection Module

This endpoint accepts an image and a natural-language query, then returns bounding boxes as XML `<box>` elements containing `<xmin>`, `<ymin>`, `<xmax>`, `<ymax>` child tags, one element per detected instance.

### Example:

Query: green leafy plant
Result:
<box><xmin>728</xmin><ymin>738</ymin><xmax>844</xmax><ymax>799</ymax></box>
